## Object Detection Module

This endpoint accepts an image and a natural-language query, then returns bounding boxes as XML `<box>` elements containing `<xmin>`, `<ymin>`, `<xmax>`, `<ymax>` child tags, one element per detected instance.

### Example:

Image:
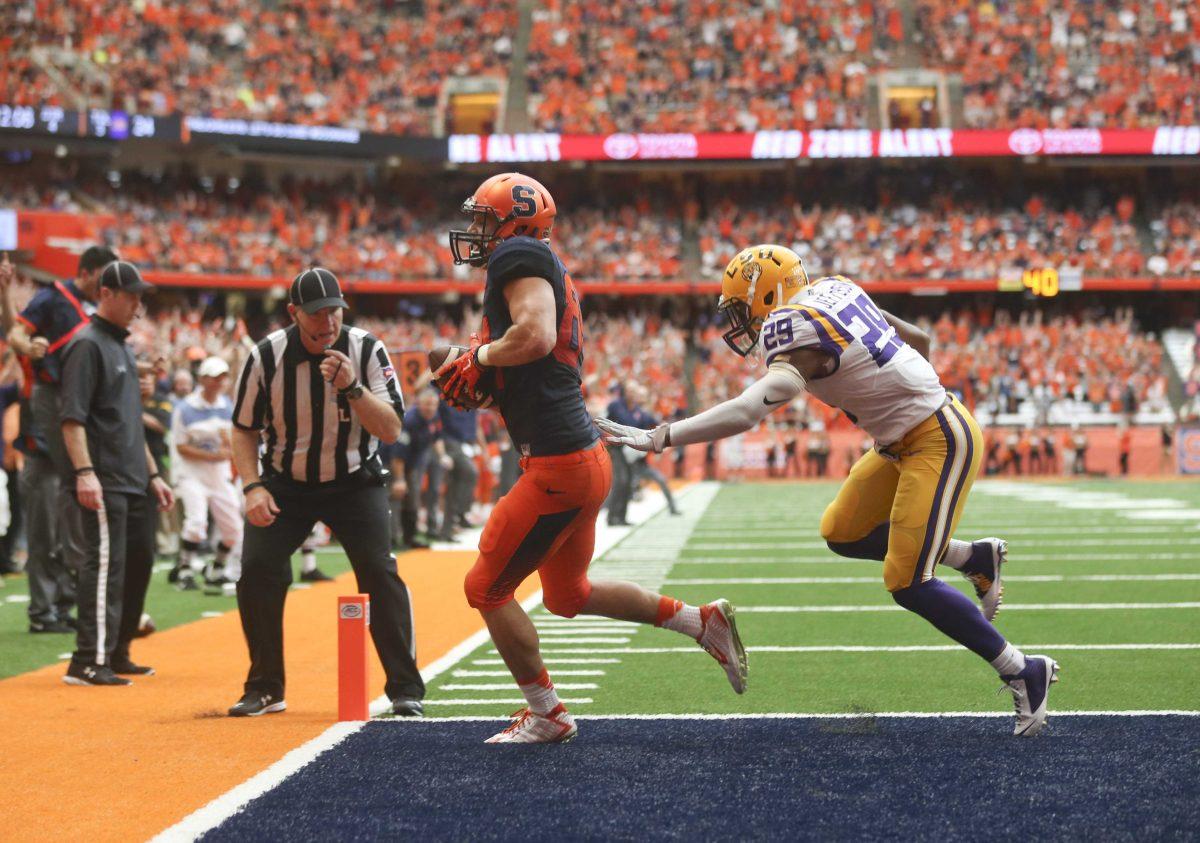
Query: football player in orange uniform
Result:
<box><xmin>440</xmin><ymin>173</ymin><xmax>748</xmax><ymax>743</ymax></box>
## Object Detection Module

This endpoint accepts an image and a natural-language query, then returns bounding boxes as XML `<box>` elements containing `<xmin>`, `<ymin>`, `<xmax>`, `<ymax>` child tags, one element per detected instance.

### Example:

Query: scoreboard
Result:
<box><xmin>0</xmin><ymin>103</ymin><xmax>176</xmax><ymax>140</ymax></box>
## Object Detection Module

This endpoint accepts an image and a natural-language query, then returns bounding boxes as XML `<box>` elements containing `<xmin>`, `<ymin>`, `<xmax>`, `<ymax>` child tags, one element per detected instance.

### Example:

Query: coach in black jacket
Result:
<box><xmin>60</xmin><ymin>261</ymin><xmax>174</xmax><ymax>685</ymax></box>
<box><xmin>228</xmin><ymin>267</ymin><xmax>424</xmax><ymax>718</ymax></box>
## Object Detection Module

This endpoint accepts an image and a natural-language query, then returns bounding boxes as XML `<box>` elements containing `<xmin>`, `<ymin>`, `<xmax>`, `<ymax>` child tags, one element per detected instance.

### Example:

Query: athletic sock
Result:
<box><xmin>655</xmin><ymin>596</ymin><xmax>703</xmax><ymax>639</ymax></box>
<box><xmin>517</xmin><ymin>668</ymin><xmax>561</xmax><ymax>716</ymax></box>
<box><xmin>300</xmin><ymin>546</ymin><xmax>317</xmax><ymax>573</ymax></box>
<box><xmin>990</xmin><ymin>642</ymin><xmax>1028</xmax><ymax>678</ymax></box>
<box><xmin>941</xmin><ymin>539</ymin><xmax>973</xmax><ymax>570</ymax></box>
<box><xmin>891</xmin><ymin>578</ymin><xmax>1007</xmax><ymax>660</ymax></box>
<box><xmin>214</xmin><ymin>542</ymin><xmax>231</xmax><ymax>565</ymax></box>
<box><xmin>180</xmin><ymin>539</ymin><xmax>202</xmax><ymax>571</ymax></box>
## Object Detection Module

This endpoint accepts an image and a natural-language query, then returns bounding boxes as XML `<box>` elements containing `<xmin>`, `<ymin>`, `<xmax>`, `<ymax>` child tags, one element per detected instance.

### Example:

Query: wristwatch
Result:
<box><xmin>340</xmin><ymin>380</ymin><xmax>365</xmax><ymax>400</ymax></box>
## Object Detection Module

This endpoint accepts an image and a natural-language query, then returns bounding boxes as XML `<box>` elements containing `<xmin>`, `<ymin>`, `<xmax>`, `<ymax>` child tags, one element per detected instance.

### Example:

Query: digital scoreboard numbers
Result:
<box><xmin>0</xmin><ymin>104</ymin><xmax>171</xmax><ymax>140</ymax></box>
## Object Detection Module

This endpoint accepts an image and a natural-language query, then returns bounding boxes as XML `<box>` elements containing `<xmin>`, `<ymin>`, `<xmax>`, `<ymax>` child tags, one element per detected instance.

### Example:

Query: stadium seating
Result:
<box><xmin>11</xmin><ymin>0</ymin><xmax>1195</xmax><ymax>132</ymax></box>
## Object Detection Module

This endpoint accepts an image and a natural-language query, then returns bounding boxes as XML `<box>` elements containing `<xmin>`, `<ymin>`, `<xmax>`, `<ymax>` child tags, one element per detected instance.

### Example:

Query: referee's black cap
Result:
<box><xmin>98</xmin><ymin>260</ymin><xmax>155</xmax><ymax>293</ymax></box>
<box><xmin>290</xmin><ymin>267</ymin><xmax>348</xmax><ymax>314</ymax></box>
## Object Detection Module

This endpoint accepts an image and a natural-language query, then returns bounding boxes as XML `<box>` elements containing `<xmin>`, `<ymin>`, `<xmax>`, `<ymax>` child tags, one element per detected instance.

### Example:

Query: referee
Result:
<box><xmin>229</xmin><ymin>267</ymin><xmax>425</xmax><ymax>717</ymax></box>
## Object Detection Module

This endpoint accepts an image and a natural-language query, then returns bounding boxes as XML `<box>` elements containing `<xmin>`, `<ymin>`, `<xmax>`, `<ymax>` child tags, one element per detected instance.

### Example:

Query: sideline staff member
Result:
<box><xmin>229</xmin><ymin>267</ymin><xmax>425</xmax><ymax>717</ymax></box>
<box><xmin>60</xmin><ymin>261</ymin><xmax>174</xmax><ymax>685</ymax></box>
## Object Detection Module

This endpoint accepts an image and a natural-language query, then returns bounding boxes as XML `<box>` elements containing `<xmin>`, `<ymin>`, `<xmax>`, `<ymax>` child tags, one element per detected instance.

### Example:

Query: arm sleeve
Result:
<box><xmin>667</xmin><ymin>365</ymin><xmax>807</xmax><ymax>447</ymax></box>
<box><xmin>58</xmin><ymin>341</ymin><xmax>100</xmax><ymax>425</ymax></box>
<box><xmin>232</xmin><ymin>350</ymin><xmax>265</xmax><ymax>431</ymax></box>
<box><xmin>364</xmin><ymin>342</ymin><xmax>405</xmax><ymax>418</ymax></box>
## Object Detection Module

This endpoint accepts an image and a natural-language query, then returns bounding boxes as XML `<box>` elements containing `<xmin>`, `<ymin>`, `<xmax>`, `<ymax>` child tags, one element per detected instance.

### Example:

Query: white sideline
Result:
<box><xmin>376</xmin><ymin>710</ymin><xmax>1200</xmax><ymax>724</ymax></box>
<box><xmin>147</xmin><ymin>722</ymin><xmax>364</xmax><ymax>843</ymax></box>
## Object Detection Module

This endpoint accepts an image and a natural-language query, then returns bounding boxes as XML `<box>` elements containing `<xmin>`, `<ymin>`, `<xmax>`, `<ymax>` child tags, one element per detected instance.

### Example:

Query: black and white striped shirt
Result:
<box><xmin>233</xmin><ymin>324</ymin><xmax>405</xmax><ymax>484</ymax></box>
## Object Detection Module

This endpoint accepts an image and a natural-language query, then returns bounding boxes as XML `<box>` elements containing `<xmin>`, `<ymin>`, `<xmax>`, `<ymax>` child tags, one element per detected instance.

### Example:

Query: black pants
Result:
<box><xmin>72</xmin><ymin>490</ymin><xmax>156</xmax><ymax>666</ymax></box>
<box><xmin>237</xmin><ymin>473</ymin><xmax>424</xmax><ymax>702</ymax></box>
<box><xmin>605</xmin><ymin>445</ymin><xmax>632</xmax><ymax>524</ymax></box>
<box><xmin>441</xmin><ymin>438</ymin><xmax>478</xmax><ymax>533</ymax></box>
<box><xmin>630</xmin><ymin>457</ymin><xmax>679</xmax><ymax>514</ymax></box>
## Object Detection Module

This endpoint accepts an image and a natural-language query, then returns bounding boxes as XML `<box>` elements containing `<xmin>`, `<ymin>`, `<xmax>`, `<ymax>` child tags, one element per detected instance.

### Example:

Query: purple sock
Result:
<box><xmin>891</xmin><ymin>578</ymin><xmax>1006</xmax><ymax>660</ymax></box>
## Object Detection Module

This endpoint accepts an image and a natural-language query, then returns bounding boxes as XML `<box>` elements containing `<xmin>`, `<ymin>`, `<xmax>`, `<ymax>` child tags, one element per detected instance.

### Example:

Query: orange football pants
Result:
<box><xmin>464</xmin><ymin>442</ymin><xmax>611</xmax><ymax>617</ymax></box>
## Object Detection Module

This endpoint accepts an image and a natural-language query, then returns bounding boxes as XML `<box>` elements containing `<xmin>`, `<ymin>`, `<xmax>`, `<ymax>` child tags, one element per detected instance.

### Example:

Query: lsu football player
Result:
<box><xmin>596</xmin><ymin>245</ymin><xmax>1059</xmax><ymax>736</ymax></box>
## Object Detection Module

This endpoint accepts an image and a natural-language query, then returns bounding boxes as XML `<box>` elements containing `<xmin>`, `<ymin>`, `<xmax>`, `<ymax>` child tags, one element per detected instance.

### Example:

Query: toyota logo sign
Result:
<box><xmin>603</xmin><ymin>133</ymin><xmax>639</xmax><ymax>160</ymax></box>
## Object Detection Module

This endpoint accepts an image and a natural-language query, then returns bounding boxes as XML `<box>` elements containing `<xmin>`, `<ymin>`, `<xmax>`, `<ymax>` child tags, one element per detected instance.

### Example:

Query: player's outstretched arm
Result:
<box><xmin>596</xmin><ymin>362</ymin><xmax>807</xmax><ymax>452</ymax></box>
<box><xmin>880</xmin><ymin>309</ymin><xmax>931</xmax><ymax>360</ymax></box>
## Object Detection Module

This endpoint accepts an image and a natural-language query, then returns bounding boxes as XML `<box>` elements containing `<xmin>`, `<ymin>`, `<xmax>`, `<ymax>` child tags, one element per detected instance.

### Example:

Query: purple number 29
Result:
<box><xmin>836</xmin><ymin>294</ymin><xmax>902</xmax><ymax>367</ymax></box>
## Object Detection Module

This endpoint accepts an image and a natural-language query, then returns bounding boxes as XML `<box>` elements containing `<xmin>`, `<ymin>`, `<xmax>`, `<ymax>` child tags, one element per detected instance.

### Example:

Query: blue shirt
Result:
<box><xmin>397</xmin><ymin>407</ymin><xmax>442</xmax><ymax>463</ymax></box>
<box><xmin>438</xmin><ymin>402</ymin><xmax>477</xmax><ymax>444</ymax></box>
<box><xmin>17</xmin><ymin>279</ymin><xmax>94</xmax><ymax>384</ymax></box>
<box><xmin>606</xmin><ymin>396</ymin><xmax>639</xmax><ymax>427</ymax></box>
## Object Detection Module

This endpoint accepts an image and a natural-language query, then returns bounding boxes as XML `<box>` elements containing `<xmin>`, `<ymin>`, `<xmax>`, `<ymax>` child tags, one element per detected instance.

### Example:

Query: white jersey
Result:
<box><xmin>171</xmin><ymin>391</ymin><xmax>235</xmax><ymax>485</ymax></box>
<box><xmin>760</xmin><ymin>276</ymin><xmax>945</xmax><ymax>445</ymax></box>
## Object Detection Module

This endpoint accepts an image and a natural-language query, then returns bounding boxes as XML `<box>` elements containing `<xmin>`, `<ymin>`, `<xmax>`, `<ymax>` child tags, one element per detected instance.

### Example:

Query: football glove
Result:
<box><xmin>438</xmin><ymin>336</ymin><xmax>488</xmax><ymax>409</ymax></box>
<box><xmin>594</xmin><ymin>417</ymin><xmax>671</xmax><ymax>453</ymax></box>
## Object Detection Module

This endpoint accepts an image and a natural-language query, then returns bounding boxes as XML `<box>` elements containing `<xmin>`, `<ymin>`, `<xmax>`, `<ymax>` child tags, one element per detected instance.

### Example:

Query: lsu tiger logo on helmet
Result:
<box><xmin>448</xmin><ymin>172</ymin><xmax>557</xmax><ymax>267</ymax></box>
<box><xmin>717</xmin><ymin>245</ymin><xmax>810</xmax><ymax>356</ymax></box>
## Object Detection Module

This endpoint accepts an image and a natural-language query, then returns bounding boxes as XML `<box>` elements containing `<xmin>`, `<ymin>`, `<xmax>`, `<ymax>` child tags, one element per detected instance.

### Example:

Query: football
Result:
<box><xmin>428</xmin><ymin>345</ymin><xmax>495</xmax><ymax>409</ymax></box>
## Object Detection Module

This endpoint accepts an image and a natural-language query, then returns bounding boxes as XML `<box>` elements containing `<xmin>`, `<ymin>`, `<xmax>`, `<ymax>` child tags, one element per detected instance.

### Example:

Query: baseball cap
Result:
<box><xmin>98</xmin><ymin>260</ymin><xmax>155</xmax><ymax>293</ymax></box>
<box><xmin>197</xmin><ymin>356</ymin><xmax>230</xmax><ymax>378</ymax></box>
<box><xmin>289</xmin><ymin>267</ymin><xmax>347</xmax><ymax>314</ymax></box>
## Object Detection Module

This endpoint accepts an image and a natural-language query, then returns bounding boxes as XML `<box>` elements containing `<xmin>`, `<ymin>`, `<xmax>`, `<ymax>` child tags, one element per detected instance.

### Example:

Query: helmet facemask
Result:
<box><xmin>449</xmin><ymin>198</ymin><xmax>507</xmax><ymax>267</ymax></box>
<box><xmin>718</xmin><ymin>297</ymin><xmax>762</xmax><ymax>357</ymax></box>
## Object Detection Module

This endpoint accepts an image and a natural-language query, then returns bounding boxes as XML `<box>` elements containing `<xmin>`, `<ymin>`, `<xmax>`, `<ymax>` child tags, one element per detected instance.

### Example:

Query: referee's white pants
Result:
<box><xmin>177</xmin><ymin>475</ymin><xmax>243</xmax><ymax>578</ymax></box>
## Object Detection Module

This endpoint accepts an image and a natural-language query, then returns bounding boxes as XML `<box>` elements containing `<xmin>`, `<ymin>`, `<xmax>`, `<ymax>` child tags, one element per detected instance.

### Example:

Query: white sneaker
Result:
<box><xmin>962</xmin><ymin>538</ymin><xmax>1006</xmax><ymax>622</ymax></box>
<box><xmin>485</xmin><ymin>705</ymin><xmax>578</xmax><ymax>744</ymax></box>
<box><xmin>698</xmin><ymin>599</ymin><xmax>748</xmax><ymax>694</ymax></box>
<box><xmin>1002</xmin><ymin>655</ymin><xmax>1060</xmax><ymax>737</ymax></box>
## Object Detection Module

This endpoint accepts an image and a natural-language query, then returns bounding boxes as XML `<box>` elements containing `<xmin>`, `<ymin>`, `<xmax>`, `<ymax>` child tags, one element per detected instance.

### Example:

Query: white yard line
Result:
<box><xmin>665</xmin><ymin>574</ymin><xmax>1200</xmax><ymax>585</ymax></box>
<box><xmin>471</xmin><ymin>658</ymin><xmax>620</xmax><ymax>666</ymax></box>
<box><xmin>533</xmin><ymin>643</ymin><xmax>1200</xmax><ymax>655</ymax></box>
<box><xmin>739</xmin><ymin>602</ymin><xmax>1200</xmax><ymax>613</ymax></box>
<box><xmin>440</xmin><ymin>683</ymin><xmax>598</xmax><ymax>691</ymax></box>
<box><xmin>452</xmin><ymin>670</ymin><xmax>606</xmax><ymax>677</ymax></box>
<box><xmin>424</xmin><ymin>697</ymin><xmax>594</xmax><ymax>706</ymax></box>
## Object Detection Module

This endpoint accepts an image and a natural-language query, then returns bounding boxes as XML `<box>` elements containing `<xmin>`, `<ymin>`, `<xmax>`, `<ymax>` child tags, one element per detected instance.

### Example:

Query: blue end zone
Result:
<box><xmin>205</xmin><ymin>716</ymin><xmax>1200</xmax><ymax>841</ymax></box>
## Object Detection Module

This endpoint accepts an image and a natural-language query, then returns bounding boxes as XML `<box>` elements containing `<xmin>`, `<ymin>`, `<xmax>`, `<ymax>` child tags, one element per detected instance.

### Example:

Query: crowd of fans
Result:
<box><xmin>525</xmin><ymin>0</ymin><xmax>900</xmax><ymax>133</ymax></box>
<box><xmin>8</xmin><ymin>0</ymin><xmax>1197</xmax><ymax>133</ymax></box>
<box><xmin>698</xmin><ymin>192</ymin><xmax>1151</xmax><ymax>281</ymax></box>
<box><xmin>915</xmin><ymin>0</ymin><xmax>1199</xmax><ymax>129</ymax></box>
<box><xmin>9</xmin><ymin>0</ymin><xmax>515</xmax><ymax>134</ymax></box>
<box><xmin>6</xmin><ymin>168</ymin><xmax>1197</xmax><ymax>283</ymax></box>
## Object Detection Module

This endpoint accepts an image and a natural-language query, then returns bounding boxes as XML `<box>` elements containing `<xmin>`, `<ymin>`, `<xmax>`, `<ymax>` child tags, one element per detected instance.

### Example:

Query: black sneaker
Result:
<box><xmin>299</xmin><ymin>567</ymin><xmax>333</xmax><ymax>583</ymax></box>
<box><xmin>402</xmin><ymin>538</ymin><xmax>431</xmax><ymax>550</ymax></box>
<box><xmin>391</xmin><ymin>696</ymin><xmax>424</xmax><ymax>717</ymax></box>
<box><xmin>204</xmin><ymin>576</ymin><xmax>238</xmax><ymax>596</ymax></box>
<box><xmin>111</xmin><ymin>659</ymin><xmax>156</xmax><ymax>676</ymax></box>
<box><xmin>176</xmin><ymin>572</ymin><xmax>200</xmax><ymax>592</ymax></box>
<box><xmin>228</xmin><ymin>691</ymin><xmax>287</xmax><ymax>717</ymax></box>
<box><xmin>63</xmin><ymin>662</ymin><xmax>132</xmax><ymax>686</ymax></box>
<box><xmin>30</xmin><ymin>619</ymin><xmax>74</xmax><ymax>634</ymax></box>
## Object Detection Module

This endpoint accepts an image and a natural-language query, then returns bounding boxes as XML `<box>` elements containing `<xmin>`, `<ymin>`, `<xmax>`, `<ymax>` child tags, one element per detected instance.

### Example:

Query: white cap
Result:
<box><xmin>197</xmin><ymin>357</ymin><xmax>230</xmax><ymax>378</ymax></box>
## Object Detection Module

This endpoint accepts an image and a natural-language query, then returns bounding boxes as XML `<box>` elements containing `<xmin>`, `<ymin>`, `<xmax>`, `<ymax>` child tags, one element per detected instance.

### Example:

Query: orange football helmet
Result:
<box><xmin>449</xmin><ymin>172</ymin><xmax>557</xmax><ymax>267</ymax></box>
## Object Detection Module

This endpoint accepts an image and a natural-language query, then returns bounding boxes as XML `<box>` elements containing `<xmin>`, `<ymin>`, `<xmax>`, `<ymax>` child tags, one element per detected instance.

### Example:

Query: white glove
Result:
<box><xmin>594</xmin><ymin>417</ymin><xmax>670</xmax><ymax>453</ymax></box>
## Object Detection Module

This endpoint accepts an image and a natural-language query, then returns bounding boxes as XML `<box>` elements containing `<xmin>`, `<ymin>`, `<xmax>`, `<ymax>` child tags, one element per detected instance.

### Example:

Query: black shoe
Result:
<box><xmin>436</xmin><ymin>532</ymin><xmax>457</xmax><ymax>543</ymax></box>
<box><xmin>228</xmin><ymin>691</ymin><xmax>287</xmax><ymax>717</ymax></box>
<box><xmin>608</xmin><ymin>518</ymin><xmax>631</xmax><ymax>527</ymax></box>
<box><xmin>30</xmin><ymin>619</ymin><xmax>74</xmax><ymax>634</ymax></box>
<box><xmin>176</xmin><ymin>573</ymin><xmax>200</xmax><ymax>592</ymax></box>
<box><xmin>299</xmin><ymin>567</ymin><xmax>333</xmax><ymax>583</ymax></box>
<box><xmin>63</xmin><ymin>662</ymin><xmax>132</xmax><ymax>686</ymax></box>
<box><xmin>0</xmin><ymin>559</ymin><xmax>20</xmax><ymax>575</ymax></box>
<box><xmin>391</xmin><ymin>697</ymin><xmax>424</xmax><ymax>717</ymax></box>
<box><xmin>61</xmin><ymin>614</ymin><xmax>79</xmax><ymax>630</ymax></box>
<box><xmin>111</xmin><ymin>659</ymin><xmax>156</xmax><ymax>676</ymax></box>
<box><xmin>457</xmin><ymin>515</ymin><xmax>476</xmax><ymax>529</ymax></box>
<box><xmin>402</xmin><ymin>537</ymin><xmax>431</xmax><ymax>550</ymax></box>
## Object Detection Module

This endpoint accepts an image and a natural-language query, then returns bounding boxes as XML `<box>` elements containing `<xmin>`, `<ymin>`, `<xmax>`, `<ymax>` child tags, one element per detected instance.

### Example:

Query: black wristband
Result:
<box><xmin>243</xmin><ymin>481</ymin><xmax>267</xmax><ymax>495</ymax></box>
<box><xmin>74</xmin><ymin>466</ymin><xmax>95</xmax><ymax>477</ymax></box>
<box><xmin>338</xmin><ymin>378</ymin><xmax>361</xmax><ymax>395</ymax></box>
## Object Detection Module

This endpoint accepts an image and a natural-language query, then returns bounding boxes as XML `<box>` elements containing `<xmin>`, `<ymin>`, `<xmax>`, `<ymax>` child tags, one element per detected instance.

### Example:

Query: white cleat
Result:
<box><xmin>962</xmin><ymin>538</ymin><xmax>1006</xmax><ymax>622</ymax></box>
<box><xmin>698</xmin><ymin>599</ymin><xmax>748</xmax><ymax>694</ymax></box>
<box><xmin>1002</xmin><ymin>655</ymin><xmax>1060</xmax><ymax>737</ymax></box>
<box><xmin>485</xmin><ymin>705</ymin><xmax>578</xmax><ymax>744</ymax></box>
